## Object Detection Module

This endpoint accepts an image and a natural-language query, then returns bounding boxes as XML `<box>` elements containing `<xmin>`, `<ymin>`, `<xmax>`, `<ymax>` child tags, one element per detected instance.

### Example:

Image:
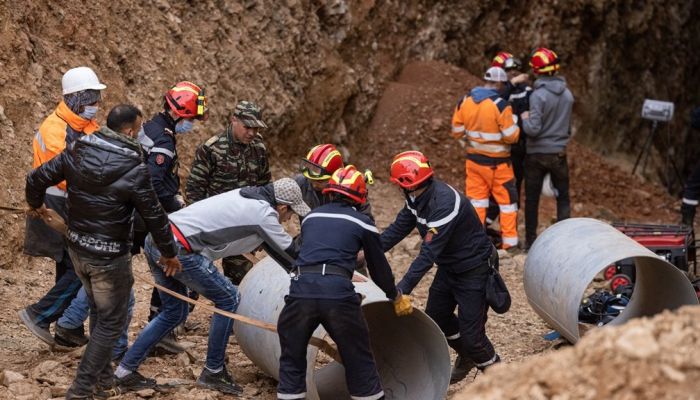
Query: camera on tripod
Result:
<box><xmin>641</xmin><ymin>99</ymin><xmax>674</xmax><ymax>122</ymax></box>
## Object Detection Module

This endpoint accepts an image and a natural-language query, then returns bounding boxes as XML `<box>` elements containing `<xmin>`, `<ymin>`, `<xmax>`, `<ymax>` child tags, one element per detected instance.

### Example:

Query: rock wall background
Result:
<box><xmin>1</xmin><ymin>0</ymin><xmax>699</xmax><ymax>267</ymax></box>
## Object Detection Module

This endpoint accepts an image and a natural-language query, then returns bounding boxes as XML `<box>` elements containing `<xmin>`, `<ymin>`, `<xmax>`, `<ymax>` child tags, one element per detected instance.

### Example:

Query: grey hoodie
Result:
<box><xmin>522</xmin><ymin>76</ymin><xmax>574</xmax><ymax>154</ymax></box>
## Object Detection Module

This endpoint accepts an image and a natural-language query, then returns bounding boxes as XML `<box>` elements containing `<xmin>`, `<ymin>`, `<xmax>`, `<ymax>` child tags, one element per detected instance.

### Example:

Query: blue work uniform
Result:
<box><xmin>277</xmin><ymin>201</ymin><xmax>398</xmax><ymax>400</ymax></box>
<box><xmin>381</xmin><ymin>178</ymin><xmax>499</xmax><ymax>369</ymax></box>
<box><xmin>139</xmin><ymin>112</ymin><xmax>182</xmax><ymax>213</ymax></box>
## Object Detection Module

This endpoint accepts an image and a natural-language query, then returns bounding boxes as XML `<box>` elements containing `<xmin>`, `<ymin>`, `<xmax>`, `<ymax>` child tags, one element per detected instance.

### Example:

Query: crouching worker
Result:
<box><xmin>115</xmin><ymin>178</ymin><xmax>310</xmax><ymax>395</ymax></box>
<box><xmin>277</xmin><ymin>165</ymin><xmax>413</xmax><ymax>400</ymax></box>
<box><xmin>381</xmin><ymin>151</ymin><xmax>501</xmax><ymax>384</ymax></box>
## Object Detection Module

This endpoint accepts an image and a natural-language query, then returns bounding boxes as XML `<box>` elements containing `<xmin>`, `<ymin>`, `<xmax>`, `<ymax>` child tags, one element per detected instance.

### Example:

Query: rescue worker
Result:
<box><xmin>295</xmin><ymin>143</ymin><xmax>373</xmax><ymax>219</ymax></box>
<box><xmin>277</xmin><ymin>165</ymin><xmax>412</xmax><ymax>400</ymax></box>
<box><xmin>26</xmin><ymin>104</ymin><xmax>180</xmax><ymax>400</ymax></box>
<box><xmin>680</xmin><ymin>106</ymin><xmax>700</xmax><ymax>227</ymax></box>
<box><xmin>381</xmin><ymin>151</ymin><xmax>501</xmax><ymax>384</ymax></box>
<box><xmin>492</xmin><ymin>51</ymin><xmax>533</xmax><ymax>203</ymax></box>
<box><xmin>451</xmin><ymin>66</ymin><xmax>521</xmax><ymax>249</ymax></box>
<box><xmin>521</xmin><ymin>47</ymin><xmax>575</xmax><ymax>249</ymax></box>
<box><xmin>19</xmin><ymin>66</ymin><xmax>106</xmax><ymax>346</ymax></box>
<box><xmin>115</xmin><ymin>178</ymin><xmax>309</xmax><ymax>395</ymax></box>
<box><xmin>185</xmin><ymin>100</ymin><xmax>271</xmax><ymax>285</ymax></box>
<box><xmin>138</xmin><ymin>81</ymin><xmax>208</xmax><ymax>353</ymax></box>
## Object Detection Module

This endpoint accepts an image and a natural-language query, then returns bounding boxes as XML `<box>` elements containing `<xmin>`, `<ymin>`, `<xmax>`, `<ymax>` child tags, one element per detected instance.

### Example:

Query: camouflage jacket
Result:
<box><xmin>185</xmin><ymin>125</ymin><xmax>271</xmax><ymax>203</ymax></box>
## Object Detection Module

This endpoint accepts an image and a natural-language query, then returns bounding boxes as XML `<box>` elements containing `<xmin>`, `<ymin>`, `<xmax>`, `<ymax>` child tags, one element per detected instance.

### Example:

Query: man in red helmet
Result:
<box><xmin>381</xmin><ymin>151</ymin><xmax>501</xmax><ymax>384</ymax></box>
<box><xmin>521</xmin><ymin>47</ymin><xmax>574</xmax><ymax>249</ymax></box>
<box><xmin>277</xmin><ymin>165</ymin><xmax>412</xmax><ymax>400</ymax></box>
<box><xmin>186</xmin><ymin>100</ymin><xmax>271</xmax><ymax>285</ymax></box>
<box><xmin>136</xmin><ymin>81</ymin><xmax>208</xmax><ymax>353</ymax></box>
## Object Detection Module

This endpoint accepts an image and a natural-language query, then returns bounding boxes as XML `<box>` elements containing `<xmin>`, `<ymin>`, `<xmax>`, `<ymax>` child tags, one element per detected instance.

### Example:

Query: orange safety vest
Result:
<box><xmin>451</xmin><ymin>93</ymin><xmax>519</xmax><ymax>159</ymax></box>
<box><xmin>32</xmin><ymin>101</ymin><xmax>99</xmax><ymax>191</ymax></box>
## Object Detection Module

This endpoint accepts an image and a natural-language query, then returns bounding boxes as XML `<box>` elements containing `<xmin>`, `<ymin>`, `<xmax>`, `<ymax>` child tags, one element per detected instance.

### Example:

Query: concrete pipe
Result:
<box><xmin>233</xmin><ymin>256</ymin><xmax>451</xmax><ymax>400</ymax></box>
<box><xmin>524</xmin><ymin>217</ymin><xmax>698</xmax><ymax>343</ymax></box>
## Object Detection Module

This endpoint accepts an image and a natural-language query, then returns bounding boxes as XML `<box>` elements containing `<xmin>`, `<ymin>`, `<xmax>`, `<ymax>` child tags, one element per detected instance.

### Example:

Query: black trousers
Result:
<box><xmin>277</xmin><ymin>295</ymin><xmax>383</xmax><ymax>399</ymax></box>
<box><xmin>524</xmin><ymin>153</ymin><xmax>570</xmax><ymax>246</ymax></box>
<box><xmin>425</xmin><ymin>263</ymin><xmax>495</xmax><ymax>365</ymax></box>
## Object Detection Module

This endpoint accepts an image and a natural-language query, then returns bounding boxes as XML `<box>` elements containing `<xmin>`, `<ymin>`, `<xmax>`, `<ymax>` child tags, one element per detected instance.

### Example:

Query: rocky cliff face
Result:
<box><xmin>0</xmin><ymin>0</ymin><xmax>698</xmax><ymax>266</ymax></box>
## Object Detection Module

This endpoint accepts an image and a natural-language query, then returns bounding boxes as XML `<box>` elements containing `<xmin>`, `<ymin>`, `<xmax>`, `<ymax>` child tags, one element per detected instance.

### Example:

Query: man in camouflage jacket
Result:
<box><xmin>186</xmin><ymin>101</ymin><xmax>271</xmax><ymax>284</ymax></box>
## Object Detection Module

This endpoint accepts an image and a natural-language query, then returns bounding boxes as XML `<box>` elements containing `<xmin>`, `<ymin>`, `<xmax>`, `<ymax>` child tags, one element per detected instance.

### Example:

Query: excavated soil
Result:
<box><xmin>1</xmin><ymin>59</ymin><xmax>694</xmax><ymax>399</ymax></box>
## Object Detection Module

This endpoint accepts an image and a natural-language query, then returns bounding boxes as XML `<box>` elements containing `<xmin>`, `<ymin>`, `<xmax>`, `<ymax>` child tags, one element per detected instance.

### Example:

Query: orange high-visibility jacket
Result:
<box><xmin>32</xmin><ymin>101</ymin><xmax>99</xmax><ymax>191</ymax></box>
<box><xmin>451</xmin><ymin>88</ymin><xmax>520</xmax><ymax>159</ymax></box>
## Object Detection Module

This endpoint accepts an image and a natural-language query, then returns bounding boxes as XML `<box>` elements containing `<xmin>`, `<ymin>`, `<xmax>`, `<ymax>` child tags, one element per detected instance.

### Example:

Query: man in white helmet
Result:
<box><xmin>19</xmin><ymin>66</ymin><xmax>107</xmax><ymax>346</ymax></box>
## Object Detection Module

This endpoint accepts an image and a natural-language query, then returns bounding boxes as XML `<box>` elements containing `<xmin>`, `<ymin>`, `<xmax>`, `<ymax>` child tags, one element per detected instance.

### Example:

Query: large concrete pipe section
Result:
<box><xmin>234</xmin><ymin>256</ymin><xmax>451</xmax><ymax>400</ymax></box>
<box><xmin>524</xmin><ymin>218</ymin><xmax>698</xmax><ymax>343</ymax></box>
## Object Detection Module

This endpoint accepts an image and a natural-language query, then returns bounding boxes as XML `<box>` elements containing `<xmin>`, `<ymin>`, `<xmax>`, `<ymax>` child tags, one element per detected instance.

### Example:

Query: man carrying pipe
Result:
<box><xmin>115</xmin><ymin>178</ymin><xmax>310</xmax><ymax>396</ymax></box>
<box><xmin>381</xmin><ymin>151</ymin><xmax>501</xmax><ymax>384</ymax></box>
<box><xmin>277</xmin><ymin>165</ymin><xmax>413</xmax><ymax>400</ymax></box>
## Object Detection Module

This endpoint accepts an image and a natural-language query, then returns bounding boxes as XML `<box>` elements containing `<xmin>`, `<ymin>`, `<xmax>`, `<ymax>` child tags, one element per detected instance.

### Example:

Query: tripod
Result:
<box><xmin>632</xmin><ymin>120</ymin><xmax>684</xmax><ymax>191</ymax></box>
<box><xmin>632</xmin><ymin>120</ymin><xmax>659</xmax><ymax>175</ymax></box>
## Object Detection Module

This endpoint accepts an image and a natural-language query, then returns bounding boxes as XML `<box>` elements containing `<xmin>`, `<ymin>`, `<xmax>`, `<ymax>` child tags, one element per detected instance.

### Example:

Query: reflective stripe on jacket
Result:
<box><xmin>451</xmin><ymin>87</ymin><xmax>520</xmax><ymax>160</ymax></box>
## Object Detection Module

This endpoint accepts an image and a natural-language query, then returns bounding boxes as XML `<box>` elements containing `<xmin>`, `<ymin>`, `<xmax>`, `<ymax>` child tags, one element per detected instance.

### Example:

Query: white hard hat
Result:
<box><xmin>62</xmin><ymin>67</ymin><xmax>107</xmax><ymax>95</ymax></box>
<box><xmin>484</xmin><ymin>66</ymin><xmax>508</xmax><ymax>82</ymax></box>
<box><xmin>542</xmin><ymin>173</ymin><xmax>559</xmax><ymax>197</ymax></box>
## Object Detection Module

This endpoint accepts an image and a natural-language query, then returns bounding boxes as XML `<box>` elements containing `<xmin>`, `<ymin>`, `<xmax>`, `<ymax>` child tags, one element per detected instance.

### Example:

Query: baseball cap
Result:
<box><xmin>273</xmin><ymin>178</ymin><xmax>311</xmax><ymax>217</ymax></box>
<box><xmin>484</xmin><ymin>67</ymin><xmax>508</xmax><ymax>82</ymax></box>
<box><xmin>233</xmin><ymin>101</ymin><xmax>268</xmax><ymax>129</ymax></box>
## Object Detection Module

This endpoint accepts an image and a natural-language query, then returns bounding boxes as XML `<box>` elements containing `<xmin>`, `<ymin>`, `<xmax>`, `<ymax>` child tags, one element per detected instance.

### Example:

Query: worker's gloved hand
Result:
<box><xmin>393</xmin><ymin>292</ymin><xmax>413</xmax><ymax>317</ymax></box>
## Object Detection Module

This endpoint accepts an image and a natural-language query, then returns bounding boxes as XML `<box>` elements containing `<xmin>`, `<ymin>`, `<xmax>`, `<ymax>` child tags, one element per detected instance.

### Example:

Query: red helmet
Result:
<box><xmin>322</xmin><ymin>165</ymin><xmax>367</xmax><ymax>204</ymax></box>
<box><xmin>390</xmin><ymin>151</ymin><xmax>434</xmax><ymax>190</ymax></box>
<box><xmin>301</xmin><ymin>144</ymin><xmax>344</xmax><ymax>180</ymax></box>
<box><xmin>491</xmin><ymin>51</ymin><xmax>522</xmax><ymax>71</ymax></box>
<box><xmin>165</xmin><ymin>81</ymin><xmax>207</xmax><ymax>120</ymax></box>
<box><xmin>529</xmin><ymin>47</ymin><xmax>560</xmax><ymax>75</ymax></box>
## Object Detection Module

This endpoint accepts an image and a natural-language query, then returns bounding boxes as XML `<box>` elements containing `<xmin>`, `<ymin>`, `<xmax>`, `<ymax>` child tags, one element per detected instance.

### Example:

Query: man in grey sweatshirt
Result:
<box><xmin>521</xmin><ymin>47</ymin><xmax>574</xmax><ymax>249</ymax></box>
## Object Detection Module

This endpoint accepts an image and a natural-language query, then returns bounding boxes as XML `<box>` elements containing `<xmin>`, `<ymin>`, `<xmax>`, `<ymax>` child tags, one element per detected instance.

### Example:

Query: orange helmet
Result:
<box><xmin>301</xmin><ymin>144</ymin><xmax>344</xmax><ymax>180</ymax></box>
<box><xmin>529</xmin><ymin>47</ymin><xmax>560</xmax><ymax>75</ymax></box>
<box><xmin>322</xmin><ymin>165</ymin><xmax>367</xmax><ymax>204</ymax></box>
<box><xmin>165</xmin><ymin>81</ymin><xmax>207</xmax><ymax>120</ymax></box>
<box><xmin>390</xmin><ymin>151</ymin><xmax>434</xmax><ymax>190</ymax></box>
<box><xmin>491</xmin><ymin>51</ymin><xmax>522</xmax><ymax>71</ymax></box>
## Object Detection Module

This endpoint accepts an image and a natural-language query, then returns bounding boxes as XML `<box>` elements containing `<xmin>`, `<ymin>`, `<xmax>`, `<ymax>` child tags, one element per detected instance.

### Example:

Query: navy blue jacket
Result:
<box><xmin>139</xmin><ymin>112</ymin><xmax>181</xmax><ymax>212</ymax></box>
<box><xmin>381</xmin><ymin>179</ymin><xmax>493</xmax><ymax>294</ymax></box>
<box><xmin>502</xmin><ymin>81</ymin><xmax>533</xmax><ymax>152</ymax></box>
<box><xmin>290</xmin><ymin>202</ymin><xmax>398</xmax><ymax>300</ymax></box>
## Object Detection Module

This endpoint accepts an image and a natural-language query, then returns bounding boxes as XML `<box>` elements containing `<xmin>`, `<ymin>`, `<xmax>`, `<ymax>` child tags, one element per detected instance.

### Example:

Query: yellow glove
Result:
<box><xmin>394</xmin><ymin>294</ymin><xmax>413</xmax><ymax>317</ymax></box>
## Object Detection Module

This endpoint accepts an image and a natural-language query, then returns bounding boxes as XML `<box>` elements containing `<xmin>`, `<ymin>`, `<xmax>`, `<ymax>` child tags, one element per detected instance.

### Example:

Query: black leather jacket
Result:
<box><xmin>26</xmin><ymin>126</ymin><xmax>177</xmax><ymax>259</ymax></box>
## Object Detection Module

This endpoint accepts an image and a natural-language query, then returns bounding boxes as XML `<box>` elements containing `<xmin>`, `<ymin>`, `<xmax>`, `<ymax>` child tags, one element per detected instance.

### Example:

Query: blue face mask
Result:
<box><xmin>175</xmin><ymin>119</ymin><xmax>194</xmax><ymax>134</ymax></box>
<box><xmin>80</xmin><ymin>105</ymin><xmax>99</xmax><ymax>120</ymax></box>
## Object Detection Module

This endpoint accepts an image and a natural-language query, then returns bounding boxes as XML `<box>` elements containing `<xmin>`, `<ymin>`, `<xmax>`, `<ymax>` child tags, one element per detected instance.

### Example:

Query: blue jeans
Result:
<box><xmin>65</xmin><ymin>248</ymin><xmax>133</xmax><ymax>397</ymax></box>
<box><xmin>58</xmin><ymin>286</ymin><xmax>134</xmax><ymax>359</ymax></box>
<box><xmin>120</xmin><ymin>235</ymin><xmax>240</xmax><ymax>372</ymax></box>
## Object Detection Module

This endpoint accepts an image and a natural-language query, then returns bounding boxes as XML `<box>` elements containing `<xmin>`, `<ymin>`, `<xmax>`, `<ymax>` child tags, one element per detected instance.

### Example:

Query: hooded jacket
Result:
<box><xmin>452</xmin><ymin>87</ymin><xmax>520</xmax><ymax>162</ymax></box>
<box><xmin>26</xmin><ymin>126</ymin><xmax>177</xmax><ymax>260</ymax></box>
<box><xmin>522</xmin><ymin>76</ymin><xmax>574</xmax><ymax>154</ymax></box>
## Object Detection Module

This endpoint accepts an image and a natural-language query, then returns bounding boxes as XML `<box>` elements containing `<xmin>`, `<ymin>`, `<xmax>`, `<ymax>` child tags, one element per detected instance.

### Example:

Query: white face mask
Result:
<box><xmin>175</xmin><ymin>119</ymin><xmax>194</xmax><ymax>134</ymax></box>
<box><xmin>80</xmin><ymin>105</ymin><xmax>99</xmax><ymax>120</ymax></box>
<box><xmin>136</xmin><ymin>126</ymin><xmax>145</xmax><ymax>141</ymax></box>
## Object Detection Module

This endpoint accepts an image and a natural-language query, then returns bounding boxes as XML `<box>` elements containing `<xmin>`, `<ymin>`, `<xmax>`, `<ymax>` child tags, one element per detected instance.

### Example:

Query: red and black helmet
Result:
<box><xmin>300</xmin><ymin>144</ymin><xmax>344</xmax><ymax>180</ymax></box>
<box><xmin>390</xmin><ymin>150</ymin><xmax>434</xmax><ymax>190</ymax></box>
<box><xmin>322</xmin><ymin>165</ymin><xmax>368</xmax><ymax>204</ymax></box>
<box><xmin>164</xmin><ymin>81</ymin><xmax>207</xmax><ymax>120</ymax></box>
<box><xmin>529</xmin><ymin>47</ymin><xmax>560</xmax><ymax>75</ymax></box>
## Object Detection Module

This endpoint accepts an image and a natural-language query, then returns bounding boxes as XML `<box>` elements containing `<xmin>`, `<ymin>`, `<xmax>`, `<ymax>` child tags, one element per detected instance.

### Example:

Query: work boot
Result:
<box><xmin>18</xmin><ymin>308</ymin><xmax>54</xmax><ymax>345</ymax></box>
<box><xmin>116</xmin><ymin>371</ymin><xmax>157</xmax><ymax>392</ymax></box>
<box><xmin>450</xmin><ymin>355</ymin><xmax>476</xmax><ymax>384</ymax></box>
<box><xmin>197</xmin><ymin>367</ymin><xmax>243</xmax><ymax>395</ymax></box>
<box><xmin>93</xmin><ymin>384</ymin><xmax>121</xmax><ymax>400</ymax></box>
<box><xmin>152</xmin><ymin>331</ymin><xmax>185</xmax><ymax>355</ymax></box>
<box><xmin>55</xmin><ymin>324</ymin><xmax>89</xmax><ymax>347</ymax></box>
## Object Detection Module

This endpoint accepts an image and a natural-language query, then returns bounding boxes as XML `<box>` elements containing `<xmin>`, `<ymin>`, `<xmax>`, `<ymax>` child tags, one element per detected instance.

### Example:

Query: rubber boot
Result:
<box><xmin>681</xmin><ymin>203</ymin><xmax>696</xmax><ymax>228</ymax></box>
<box><xmin>447</xmin><ymin>337</ymin><xmax>475</xmax><ymax>384</ymax></box>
